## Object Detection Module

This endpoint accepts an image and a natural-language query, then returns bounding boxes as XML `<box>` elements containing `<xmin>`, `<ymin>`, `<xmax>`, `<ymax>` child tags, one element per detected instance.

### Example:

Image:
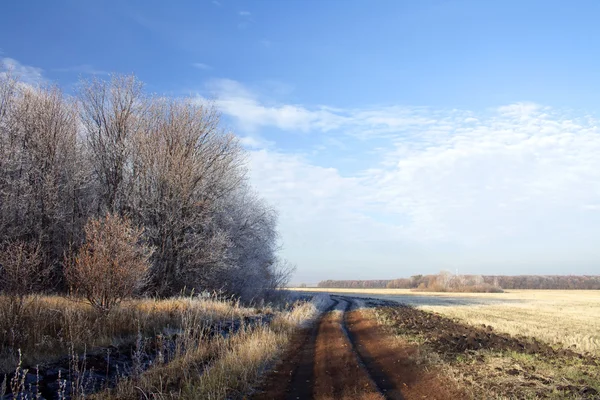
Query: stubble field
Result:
<box><xmin>291</xmin><ymin>288</ymin><xmax>600</xmax><ymax>356</ymax></box>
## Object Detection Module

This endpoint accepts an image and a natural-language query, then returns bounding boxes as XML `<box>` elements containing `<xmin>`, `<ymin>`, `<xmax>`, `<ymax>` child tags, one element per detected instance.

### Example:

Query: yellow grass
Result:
<box><xmin>95</xmin><ymin>293</ymin><xmax>331</xmax><ymax>399</ymax></box>
<box><xmin>0</xmin><ymin>294</ymin><xmax>255</xmax><ymax>372</ymax></box>
<box><xmin>294</xmin><ymin>288</ymin><xmax>600</xmax><ymax>356</ymax></box>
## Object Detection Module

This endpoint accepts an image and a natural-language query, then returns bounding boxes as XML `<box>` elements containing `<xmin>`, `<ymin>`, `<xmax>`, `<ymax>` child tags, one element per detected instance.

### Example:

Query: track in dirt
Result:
<box><xmin>253</xmin><ymin>296</ymin><xmax>460</xmax><ymax>400</ymax></box>
<box><xmin>253</xmin><ymin>297</ymin><xmax>386</xmax><ymax>400</ymax></box>
<box><xmin>284</xmin><ymin>298</ymin><xmax>341</xmax><ymax>400</ymax></box>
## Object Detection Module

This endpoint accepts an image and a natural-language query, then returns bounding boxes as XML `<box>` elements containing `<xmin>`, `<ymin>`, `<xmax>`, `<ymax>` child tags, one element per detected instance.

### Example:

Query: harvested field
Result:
<box><xmin>294</xmin><ymin>288</ymin><xmax>600</xmax><ymax>356</ymax></box>
<box><xmin>378</xmin><ymin>305</ymin><xmax>589</xmax><ymax>359</ymax></box>
<box><xmin>375</xmin><ymin>304</ymin><xmax>600</xmax><ymax>399</ymax></box>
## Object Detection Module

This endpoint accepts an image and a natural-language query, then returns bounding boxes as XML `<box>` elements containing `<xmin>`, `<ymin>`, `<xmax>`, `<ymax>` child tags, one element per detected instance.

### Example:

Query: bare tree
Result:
<box><xmin>130</xmin><ymin>97</ymin><xmax>243</xmax><ymax>295</ymax></box>
<box><xmin>0</xmin><ymin>72</ymin><xmax>285</xmax><ymax>301</ymax></box>
<box><xmin>0</xmin><ymin>240</ymin><xmax>50</xmax><ymax>346</ymax></box>
<box><xmin>79</xmin><ymin>74</ymin><xmax>145</xmax><ymax>214</ymax></box>
<box><xmin>0</xmin><ymin>77</ymin><xmax>84</xmax><ymax>287</ymax></box>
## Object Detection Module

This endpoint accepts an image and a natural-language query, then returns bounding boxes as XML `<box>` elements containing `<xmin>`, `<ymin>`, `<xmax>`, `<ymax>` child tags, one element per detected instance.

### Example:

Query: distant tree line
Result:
<box><xmin>317</xmin><ymin>279</ymin><xmax>392</xmax><ymax>289</ymax></box>
<box><xmin>481</xmin><ymin>275</ymin><xmax>600</xmax><ymax>290</ymax></box>
<box><xmin>319</xmin><ymin>273</ymin><xmax>600</xmax><ymax>291</ymax></box>
<box><xmin>0</xmin><ymin>71</ymin><xmax>292</xmax><ymax>301</ymax></box>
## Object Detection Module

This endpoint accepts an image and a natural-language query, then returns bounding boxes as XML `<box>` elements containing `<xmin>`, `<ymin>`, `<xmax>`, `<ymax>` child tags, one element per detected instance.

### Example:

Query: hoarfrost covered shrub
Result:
<box><xmin>66</xmin><ymin>214</ymin><xmax>152</xmax><ymax>312</ymax></box>
<box><xmin>0</xmin><ymin>240</ymin><xmax>50</xmax><ymax>349</ymax></box>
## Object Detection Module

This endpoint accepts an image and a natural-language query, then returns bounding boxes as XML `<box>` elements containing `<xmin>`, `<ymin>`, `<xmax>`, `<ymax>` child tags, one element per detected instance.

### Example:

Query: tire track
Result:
<box><xmin>340</xmin><ymin>296</ymin><xmax>404</xmax><ymax>400</ymax></box>
<box><xmin>313</xmin><ymin>297</ymin><xmax>384</xmax><ymax>400</ymax></box>
<box><xmin>255</xmin><ymin>295</ymin><xmax>463</xmax><ymax>400</ymax></box>
<box><xmin>337</xmin><ymin>298</ymin><xmax>397</xmax><ymax>400</ymax></box>
<box><xmin>284</xmin><ymin>298</ymin><xmax>340</xmax><ymax>400</ymax></box>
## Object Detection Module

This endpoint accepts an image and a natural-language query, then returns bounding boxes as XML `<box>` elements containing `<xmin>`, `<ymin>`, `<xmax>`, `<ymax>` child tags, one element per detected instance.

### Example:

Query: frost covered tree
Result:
<box><xmin>0</xmin><ymin>71</ymin><xmax>290</xmax><ymax>299</ymax></box>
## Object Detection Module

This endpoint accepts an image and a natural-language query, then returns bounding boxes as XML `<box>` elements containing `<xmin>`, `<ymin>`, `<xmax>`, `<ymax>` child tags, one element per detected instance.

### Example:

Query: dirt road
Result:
<box><xmin>253</xmin><ymin>296</ymin><xmax>460</xmax><ymax>400</ymax></box>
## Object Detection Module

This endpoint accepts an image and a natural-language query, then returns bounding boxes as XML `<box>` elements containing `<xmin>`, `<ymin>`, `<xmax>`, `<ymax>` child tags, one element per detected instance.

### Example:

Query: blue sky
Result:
<box><xmin>2</xmin><ymin>0</ymin><xmax>600</xmax><ymax>283</ymax></box>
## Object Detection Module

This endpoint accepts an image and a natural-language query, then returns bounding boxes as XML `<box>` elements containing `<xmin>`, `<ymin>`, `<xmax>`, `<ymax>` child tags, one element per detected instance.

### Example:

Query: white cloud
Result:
<box><xmin>239</xmin><ymin>11</ymin><xmax>251</xmax><ymax>16</ymax></box>
<box><xmin>0</xmin><ymin>57</ymin><xmax>45</xmax><ymax>84</ymax></box>
<box><xmin>192</xmin><ymin>62</ymin><xmax>212</xmax><ymax>70</ymax></box>
<box><xmin>204</xmin><ymin>78</ymin><xmax>434</xmax><ymax>134</ymax></box>
<box><xmin>54</xmin><ymin>64</ymin><xmax>109</xmax><ymax>75</ymax></box>
<box><xmin>218</xmin><ymin>83</ymin><xmax>600</xmax><ymax>280</ymax></box>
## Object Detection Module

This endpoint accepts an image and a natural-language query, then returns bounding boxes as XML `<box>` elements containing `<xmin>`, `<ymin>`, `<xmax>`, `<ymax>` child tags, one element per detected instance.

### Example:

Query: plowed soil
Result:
<box><xmin>378</xmin><ymin>305</ymin><xmax>599</xmax><ymax>363</ymax></box>
<box><xmin>377</xmin><ymin>304</ymin><xmax>600</xmax><ymax>399</ymax></box>
<box><xmin>345</xmin><ymin>309</ymin><xmax>465</xmax><ymax>400</ymax></box>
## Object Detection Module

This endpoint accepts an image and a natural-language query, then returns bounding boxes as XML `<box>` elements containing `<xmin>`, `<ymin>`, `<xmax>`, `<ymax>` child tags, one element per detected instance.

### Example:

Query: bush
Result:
<box><xmin>0</xmin><ymin>241</ymin><xmax>47</xmax><ymax>298</ymax></box>
<box><xmin>65</xmin><ymin>214</ymin><xmax>152</xmax><ymax>313</ymax></box>
<box><xmin>0</xmin><ymin>240</ymin><xmax>49</xmax><ymax>349</ymax></box>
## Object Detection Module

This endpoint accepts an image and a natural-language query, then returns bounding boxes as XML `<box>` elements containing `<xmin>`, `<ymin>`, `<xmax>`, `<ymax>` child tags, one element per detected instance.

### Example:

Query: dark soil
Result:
<box><xmin>377</xmin><ymin>305</ymin><xmax>599</xmax><ymax>362</ymax></box>
<box><xmin>345</xmin><ymin>308</ymin><xmax>466</xmax><ymax>400</ymax></box>
<box><xmin>377</xmin><ymin>305</ymin><xmax>600</xmax><ymax>399</ymax></box>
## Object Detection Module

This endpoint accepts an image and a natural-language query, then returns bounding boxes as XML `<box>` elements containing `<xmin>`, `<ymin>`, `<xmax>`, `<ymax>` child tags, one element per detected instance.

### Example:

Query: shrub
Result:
<box><xmin>0</xmin><ymin>241</ymin><xmax>47</xmax><ymax>298</ymax></box>
<box><xmin>65</xmin><ymin>214</ymin><xmax>152</xmax><ymax>313</ymax></box>
<box><xmin>0</xmin><ymin>240</ymin><xmax>49</xmax><ymax>349</ymax></box>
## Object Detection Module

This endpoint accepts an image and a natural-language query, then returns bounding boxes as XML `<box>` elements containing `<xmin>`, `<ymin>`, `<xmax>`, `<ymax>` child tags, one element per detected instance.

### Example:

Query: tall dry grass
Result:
<box><xmin>95</xmin><ymin>294</ymin><xmax>332</xmax><ymax>399</ymax></box>
<box><xmin>0</xmin><ymin>294</ymin><xmax>255</xmax><ymax>373</ymax></box>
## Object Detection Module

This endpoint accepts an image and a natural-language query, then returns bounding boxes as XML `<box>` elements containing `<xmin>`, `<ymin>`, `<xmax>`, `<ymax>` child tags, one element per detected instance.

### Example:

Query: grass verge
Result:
<box><xmin>92</xmin><ymin>294</ymin><xmax>331</xmax><ymax>399</ymax></box>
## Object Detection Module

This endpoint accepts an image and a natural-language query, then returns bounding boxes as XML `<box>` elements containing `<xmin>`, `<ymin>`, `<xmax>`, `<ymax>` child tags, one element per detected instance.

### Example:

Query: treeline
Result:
<box><xmin>319</xmin><ymin>274</ymin><xmax>600</xmax><ymax>290</ymax></box>
<box><xmin>482</xmin><ymin>275</ymin><xmax>600</xmax><ymax>290</ymax></box>
<box><xmin>317</xmin><ymin>280</ymin><xmax>391</xmax><ymax>289</ymax></box>
<box><xmin>0</xmin><ymin>72</ymin><xmax>290</xmax><ymax>301</ymax></box>
<box><xmin>319</xmin><ymin>273</ymin><xmax>501</xmax><ymax>293</ymax></box>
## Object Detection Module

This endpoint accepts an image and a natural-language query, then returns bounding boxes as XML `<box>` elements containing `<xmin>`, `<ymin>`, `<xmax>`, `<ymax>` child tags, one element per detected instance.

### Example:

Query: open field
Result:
<box><xmin>373</xmin><ymin>302</ymin><xmax>600</xmax><ymax>399</ymax></box>
<box><xmin>291</xmin><ymin>288</ymin><xmax>600</xmax><ymax>356</ymax></box>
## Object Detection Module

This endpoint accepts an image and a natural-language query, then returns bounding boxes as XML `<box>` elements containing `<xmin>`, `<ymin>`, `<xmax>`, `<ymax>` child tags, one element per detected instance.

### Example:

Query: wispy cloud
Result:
<box><xmin>202</xmin><ymin>78</ymin><xmax>434</xmax><ymax>134</ymax></box>
<box><xmin>54</xmin><ymin>64</ymin><xmax>110</xmax><ymax>75</ymax></box>
<box><xmin>192</xmin><ymin>62</ymin><xmax>212</xmax><ymax>70</ymax></box>
<box><xmin>237</xmin><ymin>10</ymin><xmax>254</xmax><ymax>29</ymax></box>
<box><xmin>0</xmin><ymin>57</ymin><xmax>45</xmax><ymax>84</ymax></box>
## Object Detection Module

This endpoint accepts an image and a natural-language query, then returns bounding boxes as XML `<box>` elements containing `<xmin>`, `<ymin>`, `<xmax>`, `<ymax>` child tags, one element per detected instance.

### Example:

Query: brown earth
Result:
<box><xmin>252</xmin><ymin>300</ymin><xmax>338</xmax><ymax>400</ymax></box>
<box><xmin>376</xmin><ymin>305</ymin><xmax>600</xmax><ymax>399</ymax></box>
<box><xmin>345</xmin><ymin>309</ymin><xmax>466</xmax><ymax>400</ymax></box>
<box><xmin>252</xmin><ymin>298</ymin><xmax>467</xmax><ymax>400</ymax></box>
<box><xmin>377</xmin><ymin>305</ymin><xmax>599</xmax><ymax>363</ymax></box>
<box><xmin>313</xmin><ymin>300</ymin><xmax>383</xmax><ymax>400</ymax></box>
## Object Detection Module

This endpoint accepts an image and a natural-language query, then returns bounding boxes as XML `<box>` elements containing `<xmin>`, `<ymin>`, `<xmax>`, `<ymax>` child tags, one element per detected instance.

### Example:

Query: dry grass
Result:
<box><xmin>0</xmin><ymin>294</ymin><xmax>255</xmax><ymax>373</ymax></box>
<box><xmin>1</xmin><ymin>291</ymin><xmax>332</xmax><ymax>399</ymax></box>
<box><xmin>94</xmin><ymin>293</ymin><xmax>331</xmax><ymax>399</ymax></box>
<box><xmin>187</xmin><ymin>294</ymin><xmax>331</xmax><ymax>399</ymax></box>
<box><xmin>296</xmin><ymin>288</ymin><xmax>600</xmax><ymax>356</ymax></box>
